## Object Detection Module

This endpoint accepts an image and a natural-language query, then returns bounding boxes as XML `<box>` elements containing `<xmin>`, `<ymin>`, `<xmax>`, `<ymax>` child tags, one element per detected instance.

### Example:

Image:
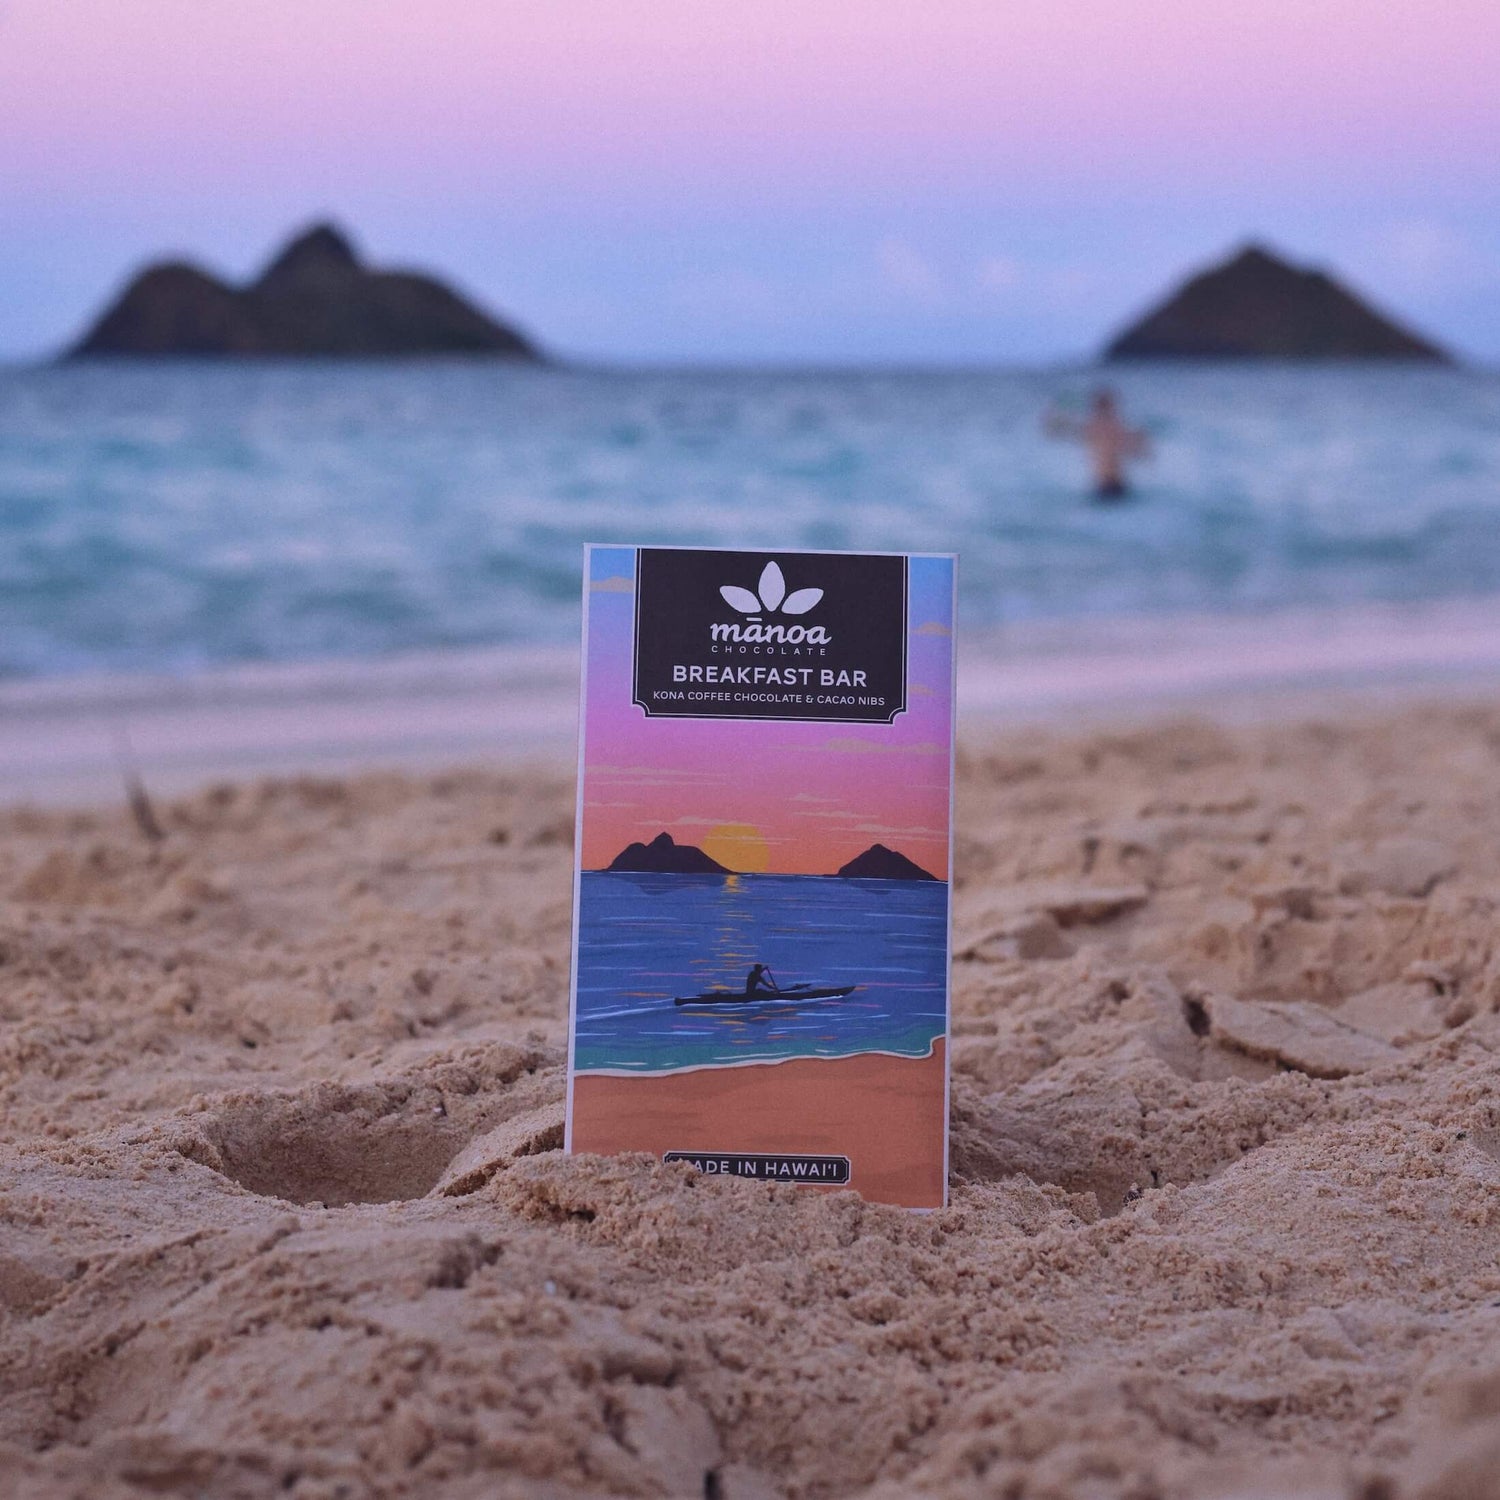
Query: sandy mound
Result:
<box><xmin>4</xmin><ymin>708</ymin><xmax>1500</xmax><ymax>1499</ymax></box>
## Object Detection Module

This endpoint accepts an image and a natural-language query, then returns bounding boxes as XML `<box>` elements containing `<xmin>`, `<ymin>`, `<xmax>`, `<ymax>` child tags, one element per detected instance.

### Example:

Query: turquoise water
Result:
<box><xmin>572</xmin><ymin>871</ymin><xmax>949</xmax><ymax>1074</ymax></box>
<box><xmin>2</xmin><ymin>361</ymin><xmax>1498</xmax><ymax>678</ymax></box>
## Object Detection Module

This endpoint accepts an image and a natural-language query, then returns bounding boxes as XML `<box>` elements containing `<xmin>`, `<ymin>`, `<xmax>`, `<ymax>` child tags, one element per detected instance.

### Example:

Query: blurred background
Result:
<box><xmin>2</xmin><ymin>0</ymin><xmax>1498</xmax><ymax>794</ymax></box>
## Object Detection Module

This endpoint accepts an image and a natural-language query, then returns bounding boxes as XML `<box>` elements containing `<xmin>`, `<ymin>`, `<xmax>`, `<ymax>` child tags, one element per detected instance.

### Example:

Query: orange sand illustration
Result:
<box><xmin>571</xmin><ymin>1043</ymin><xmax>947</xmax><ymax>1209</ymax></box>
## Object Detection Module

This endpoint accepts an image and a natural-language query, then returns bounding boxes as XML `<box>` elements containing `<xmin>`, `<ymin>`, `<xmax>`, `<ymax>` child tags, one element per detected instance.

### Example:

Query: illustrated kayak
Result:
<box><xmin>673</xmin><ymin>983</ymin><xmax>857</xmax><ymax>1007</ymax></box>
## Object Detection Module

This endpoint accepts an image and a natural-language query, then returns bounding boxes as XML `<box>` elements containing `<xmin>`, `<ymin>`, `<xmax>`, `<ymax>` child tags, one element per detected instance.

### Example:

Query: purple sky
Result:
<box><xmin>3</xmin><ymin>0</ymin><xmax>1497</xmax><ymax>362</ymax></box>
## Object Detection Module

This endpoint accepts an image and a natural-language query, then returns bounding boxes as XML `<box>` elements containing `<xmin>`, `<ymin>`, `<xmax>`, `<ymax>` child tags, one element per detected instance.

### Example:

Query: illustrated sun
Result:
<box><xmin>700</xmin><ymin>823</ymin><xmax>770</xmax><ymax>873</ymax></box>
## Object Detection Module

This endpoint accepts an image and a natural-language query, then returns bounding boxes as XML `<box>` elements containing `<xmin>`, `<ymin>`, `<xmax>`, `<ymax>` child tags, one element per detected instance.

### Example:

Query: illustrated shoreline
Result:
<box><xmin>569</xmin><ymin>1040</ymin><xmax>948</xmax><ymax>1209</ymax></box>
<box><xmin>571</xmin><ymin>1035</ymin><xmax>944</xmax><ymax>1079</ymax></box>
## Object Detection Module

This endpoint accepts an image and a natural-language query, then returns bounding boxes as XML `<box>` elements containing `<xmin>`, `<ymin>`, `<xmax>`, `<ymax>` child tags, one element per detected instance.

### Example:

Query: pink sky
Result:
<box><xmin>3</xmin><ymin>1</ymin><xmax>1498</xmax><ymax>359</ymax></box>
<box><xmin>9</xmin><ymin>1</ymin><xmax>1496</xmax><ymax>186</ymax></box>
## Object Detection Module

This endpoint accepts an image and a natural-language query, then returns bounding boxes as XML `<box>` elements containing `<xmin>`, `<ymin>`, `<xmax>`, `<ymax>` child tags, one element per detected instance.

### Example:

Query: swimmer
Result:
<box><xmin>1046</xmin><ymin>387</ymin><xmax>1151</xmax><ymax>502</ymax></box>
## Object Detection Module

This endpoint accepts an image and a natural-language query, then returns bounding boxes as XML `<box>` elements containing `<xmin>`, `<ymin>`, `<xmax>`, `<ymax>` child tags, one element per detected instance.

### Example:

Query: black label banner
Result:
<box><xmin>632</xmin><ymin>548</ymin><xmax>908</xmax><ymax>724</ymax></box>
<box><xmin>664</xmin><ymin>1151</ymin><xmax>852</xmax><ymax>1184</ymax></box>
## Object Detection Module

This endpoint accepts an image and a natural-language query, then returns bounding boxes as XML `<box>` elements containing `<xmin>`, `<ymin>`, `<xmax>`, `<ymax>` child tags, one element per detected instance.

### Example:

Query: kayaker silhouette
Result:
<box><xmin>673</xmin><ymin>974</ymin><xmax>856</xmax><ymax>1006</ymax></box>
<box><xmin>744</xmin><ymin>963</ymin><xmax>781</xmax><ymax>996</ymax></box>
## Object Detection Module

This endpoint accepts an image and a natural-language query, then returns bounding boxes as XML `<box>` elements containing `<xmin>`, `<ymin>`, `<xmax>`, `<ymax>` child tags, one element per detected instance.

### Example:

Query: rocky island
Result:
<box><xmin>1105</xmin><ymin>243</ymin><xmax>1450</xmax><ymax>362</ymax></box>
<box><xmin>836</xmin><ymin>843</ymin><xmax>939</xmax><ymax>881</ymax></box>
<box><xmin>68</xmin><ymin>222</ymin><xmax>542</xmax><ymax>360</ymax></box>
<box><xmin>604</xmin><ymin>833</ymin><xmax>730</xmax><ymax>875</ymax></box>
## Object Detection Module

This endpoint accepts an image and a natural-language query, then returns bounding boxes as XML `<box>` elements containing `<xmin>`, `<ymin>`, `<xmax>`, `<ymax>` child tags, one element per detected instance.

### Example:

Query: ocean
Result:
<box><xmin>2</xmin><ymin>360</ymin><xmax>1498</xmax><ymax>681</ymax></box>
<box><xmin>571</xmin><ymin>871</ymin><xmax>949</xmax><ymax>1074</ymax></box>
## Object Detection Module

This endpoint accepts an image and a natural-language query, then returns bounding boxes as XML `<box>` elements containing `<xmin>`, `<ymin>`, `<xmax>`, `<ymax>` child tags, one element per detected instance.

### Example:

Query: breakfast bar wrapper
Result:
<box><xmin>565</xmin><ymin>546</ymin><xmax>955</xmax><ymax>1209</ymax></box>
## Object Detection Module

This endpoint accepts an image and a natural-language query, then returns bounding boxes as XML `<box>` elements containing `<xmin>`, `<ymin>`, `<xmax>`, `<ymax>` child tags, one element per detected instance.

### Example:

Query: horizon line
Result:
<box><xmin>5</xmin><ymin>352</ymin><xmax>1492</xmax><ymax>375</ymax></box>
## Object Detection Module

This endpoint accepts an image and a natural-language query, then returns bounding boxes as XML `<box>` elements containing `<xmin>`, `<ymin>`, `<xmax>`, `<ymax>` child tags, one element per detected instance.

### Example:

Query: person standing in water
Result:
<box><xmin>1046</xmin><ymin>387</ymin><xmax>1151</xmax><ymax>502</ymax></box>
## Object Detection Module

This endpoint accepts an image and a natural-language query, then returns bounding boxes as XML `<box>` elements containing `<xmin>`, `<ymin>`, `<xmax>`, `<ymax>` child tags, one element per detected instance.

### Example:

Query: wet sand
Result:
<box><xmin>4</xmin><ymin>698</ymin><xmax>1500</xmax><ymax>1496</ymax></box>
<box><xmin>570</xmin><ymin>1043</ymin><xmax>948</xmax><ymax>1209</ymax></box>
<box><xmin>13</xmin><ymin>595</ymin><xmax>1500</xmax><ymax>804</ymax></box>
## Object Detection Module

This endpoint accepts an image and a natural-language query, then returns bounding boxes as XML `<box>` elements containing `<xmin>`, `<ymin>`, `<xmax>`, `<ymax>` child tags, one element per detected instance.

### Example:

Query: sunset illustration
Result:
<box><xmin>698</xmin><ymin>822</ymin><xmax>771</xmax><ymax>872</ymax></box>
<box><xmin>579</xmin><ymin>547</ymin><xmax>955</xmax><ymax>877</ymax></box>
<box><xmin>571</xmin><ymin>543</ymin><xmax>954</xmax><ymax>1209</ymax></box>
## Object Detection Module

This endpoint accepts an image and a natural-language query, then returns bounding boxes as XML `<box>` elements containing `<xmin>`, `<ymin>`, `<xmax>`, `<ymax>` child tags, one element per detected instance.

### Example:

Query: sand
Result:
<box><xmin>4</xmin><ymin>701</ymin><xmax>1500</xmax><ymax>1498</ymax></box>
<box><xmin>570</xmin><ymin>1045</ymin><xmax>948</xmax><ymax>1209</ymax></box>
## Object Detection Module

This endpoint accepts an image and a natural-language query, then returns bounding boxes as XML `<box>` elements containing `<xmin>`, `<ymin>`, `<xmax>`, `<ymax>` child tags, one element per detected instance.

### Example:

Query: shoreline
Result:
<box><xmin>9</xmin><ymin>594</ymin><xmax>1500</xmax><ymax>802</ymax></box>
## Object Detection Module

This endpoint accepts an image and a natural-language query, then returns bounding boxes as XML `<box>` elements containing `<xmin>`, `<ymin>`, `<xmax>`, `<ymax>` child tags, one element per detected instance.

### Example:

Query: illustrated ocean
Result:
<box><xmin>572</xmin><ymin>871</ymin><xmax>948</xmax><ymax>1074</ymax></box>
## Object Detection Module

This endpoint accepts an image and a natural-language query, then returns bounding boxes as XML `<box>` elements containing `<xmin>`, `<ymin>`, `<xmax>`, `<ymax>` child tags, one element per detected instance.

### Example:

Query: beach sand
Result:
<box><xmin>5</xmin><ymin>697</ymin><xmax>1500</xmax><ymax>1497</ymax></box>
<box><xmin>570</xmin><ymin>1044</ymin><xmax>948</xmax><ymax>1209</ymax></box>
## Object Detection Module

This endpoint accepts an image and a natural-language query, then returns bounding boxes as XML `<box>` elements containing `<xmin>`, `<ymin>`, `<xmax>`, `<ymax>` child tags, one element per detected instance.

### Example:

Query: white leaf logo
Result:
<box><xmin>720</xmin><ymin>586</ymin><xmax>762</xmax><ymax>614</ymax></box>
<box><xmin>758</xmin><ymin>561</ymin><xmax>786</xmax><ymax>611</ymax></box>
<box><xmin>719</xmin><ymin>559</ymin><xmax>825</xmax><ymax>616</ymax></box>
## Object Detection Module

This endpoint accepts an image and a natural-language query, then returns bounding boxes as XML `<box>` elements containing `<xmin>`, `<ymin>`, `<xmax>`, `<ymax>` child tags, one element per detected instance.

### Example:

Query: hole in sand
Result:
<box><xmin>196</xmin><ymin>1086</ymin><xmax>470</xmax><ymax>1207</ymax></box>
